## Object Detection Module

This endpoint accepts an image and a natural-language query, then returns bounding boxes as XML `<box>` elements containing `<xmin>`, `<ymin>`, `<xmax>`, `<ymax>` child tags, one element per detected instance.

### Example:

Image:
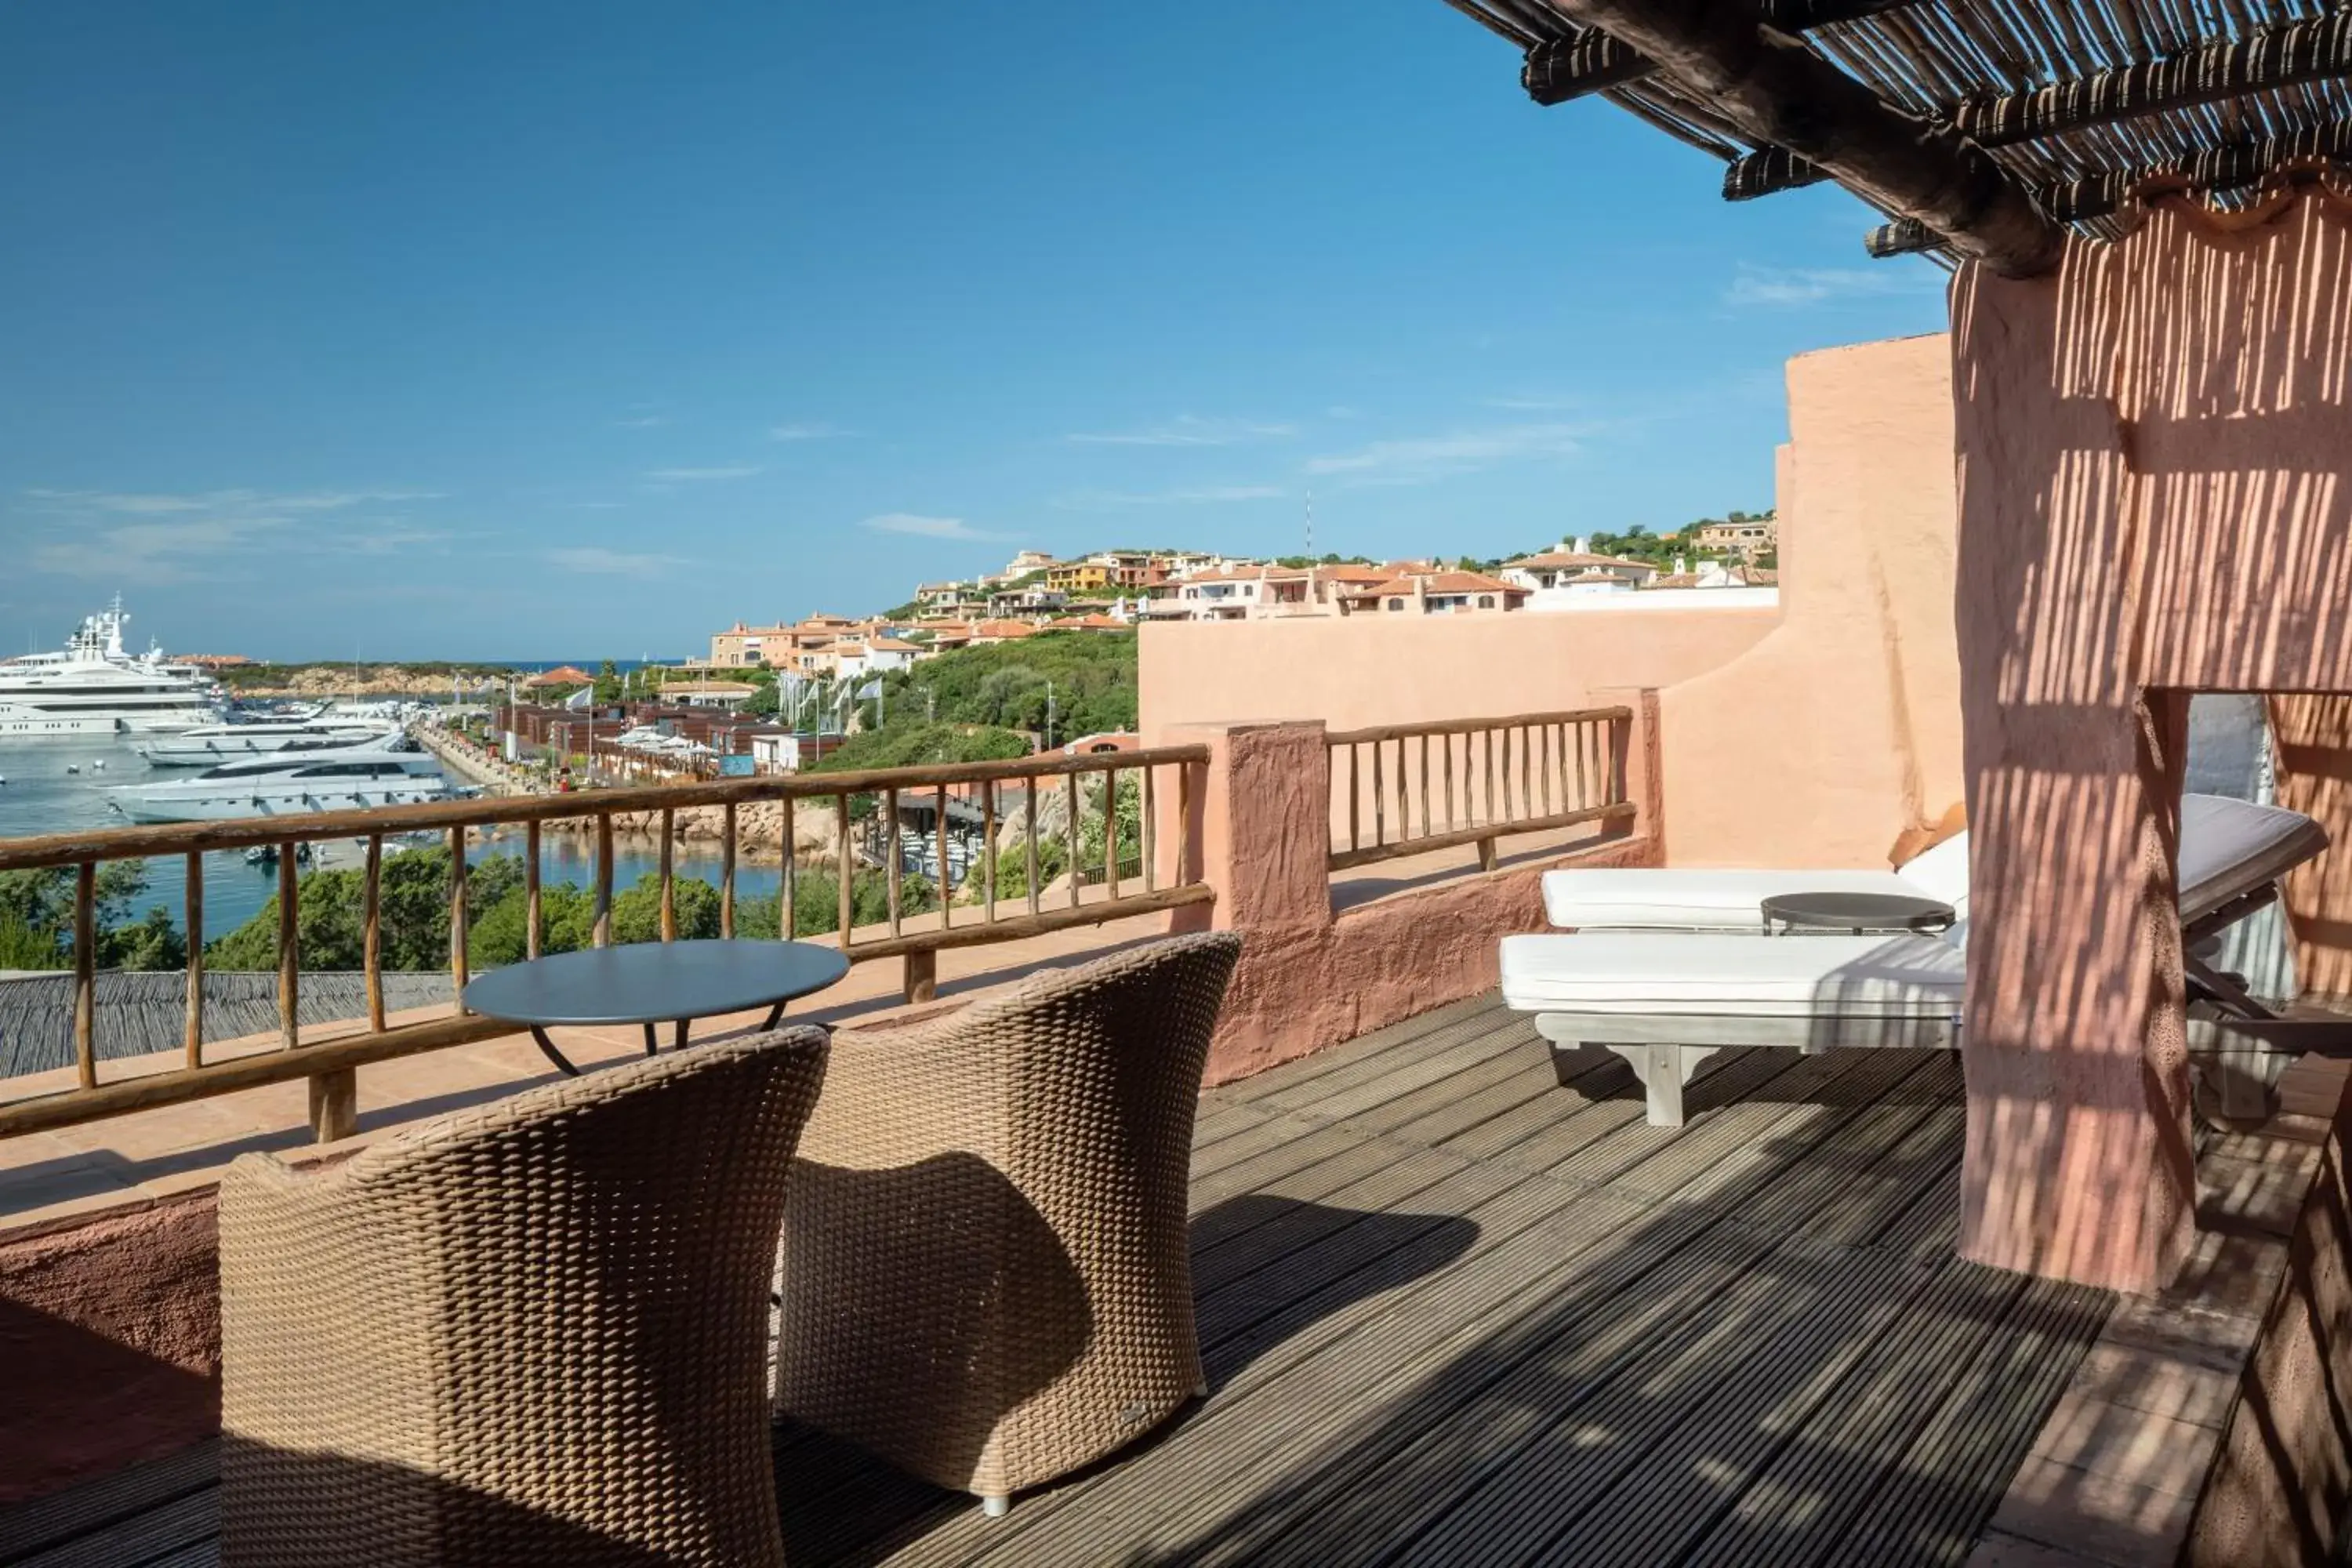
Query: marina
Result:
<box><xmin>0</xmin><ymin>730</ymin><xmax>802</xmax><ymax>942</ymax></box>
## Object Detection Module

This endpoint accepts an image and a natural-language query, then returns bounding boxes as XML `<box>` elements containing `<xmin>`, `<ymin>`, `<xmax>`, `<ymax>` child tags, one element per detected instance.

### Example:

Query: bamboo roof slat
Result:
<box><xmin>1446</xmin><ymin>0</ymin><xmax>2352</xmax><ymax>265</ymax></box>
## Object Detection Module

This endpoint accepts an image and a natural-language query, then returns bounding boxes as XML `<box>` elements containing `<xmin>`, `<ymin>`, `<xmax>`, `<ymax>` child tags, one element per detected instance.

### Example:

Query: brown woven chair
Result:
<box><xmin>775</xmin><ymin>930</ymin><xmax>1242</xmax><ymax>1514</ymax></box>
<box><xmin>219</xmin><ymin>1026</ymin><xmax>830</xmax><ymax>1567</ymax></box>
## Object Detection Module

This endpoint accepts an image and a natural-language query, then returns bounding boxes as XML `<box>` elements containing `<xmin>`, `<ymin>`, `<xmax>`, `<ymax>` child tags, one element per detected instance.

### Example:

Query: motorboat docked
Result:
<box><xmin>103</xmin><ymin>738</ymin><xmax>454</xmax><ymax>824</ymax></box>
<box><xmin>136</xmin><ymin>720</ymin><xmax>401</xmax><ymax>768</ymax></box>
<box><xmin>0</xmin><ymin>599</ymin><xmax>222</xmax><ymax>739</ymax></box>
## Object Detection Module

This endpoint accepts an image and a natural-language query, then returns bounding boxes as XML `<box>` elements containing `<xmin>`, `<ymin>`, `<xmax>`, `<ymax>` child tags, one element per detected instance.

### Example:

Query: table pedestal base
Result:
<box><xmin>528</xmin><ymin>1007</ymin><xmax>786</xmax><ymax>1078</ymax></box>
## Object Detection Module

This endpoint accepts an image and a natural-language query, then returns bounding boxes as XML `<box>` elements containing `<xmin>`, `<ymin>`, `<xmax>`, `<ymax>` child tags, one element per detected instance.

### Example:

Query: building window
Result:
<box><xmin>1385</xmin><ymin>599</ymin><xmax>1403</xmax><ymax>612</ymax></box>
<box><xmin>1478</xmin><ymin>595</ymin><xmax>1494</xmax><ymax>608</ymax></box>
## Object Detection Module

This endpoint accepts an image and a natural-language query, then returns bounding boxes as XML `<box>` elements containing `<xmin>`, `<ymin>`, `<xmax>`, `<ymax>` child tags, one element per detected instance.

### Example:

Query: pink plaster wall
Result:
<box><xmin>1163</xmin><ymin>710</ymin><xmax>1661</xmax><ymax>1084</ymax></box>
<box><xmin>1138</xmin><ymin>603</ymin><xmax>1772</xmax><ymax>744</ymax></box>
<box><xmin>0</xmin><ymin>1193</ymin><xmax>220</xmax><ymax>1503</ymax></box>
<box><xmin>2272</xmin><ymin>695</ymin><xmax>2352</xmax><ymax>1000</ymax></box>
<box><xmin>1659</xmin><ymin>333</ymin><xmax>1965</xmax><ymax>869</ymax></box>
<box><xmin>1951</xmin><ymin>190</ymin><xmax>2352</xmax><ymax>1292</ymax></box>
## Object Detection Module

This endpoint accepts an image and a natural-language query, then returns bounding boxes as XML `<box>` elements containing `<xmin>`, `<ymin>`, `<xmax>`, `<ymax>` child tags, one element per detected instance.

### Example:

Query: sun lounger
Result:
<box><xmin>1536</xmin><ymin>794</ymin><xmax>2321</xmax><ymax>938</ymax></box>
<box><xmin>1502</xmin><ymin>793</ymin><xmax>2330</xmax><ymax>1126</ymax></box>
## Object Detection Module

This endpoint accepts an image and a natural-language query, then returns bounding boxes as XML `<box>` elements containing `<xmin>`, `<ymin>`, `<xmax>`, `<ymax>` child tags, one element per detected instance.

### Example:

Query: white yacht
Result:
<box><xmin>0</xmin><ymin>601</ymin><xmax>221</xmax><ymax>739</ymax></box>
<box><xmin>136</xmin><ymin>720</ymin><xmax>400</xmax><ymax>768</ymax></box>
<box><xmin>104</xmin><ymin>738</ymin><xmax>455</xmax><ymax>823</ymax></box>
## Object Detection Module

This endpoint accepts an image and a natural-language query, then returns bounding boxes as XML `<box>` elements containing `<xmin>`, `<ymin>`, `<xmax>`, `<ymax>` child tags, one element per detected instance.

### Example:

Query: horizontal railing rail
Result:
<box><xmin>0</xmin><ymin>745</ymin><xmax>1210</xmax><ymax>1144</ymax></box>
<box><xmin>1325</xmin><ymin>707</ymin><xmax>1634</xmax><ymax>873</ymax></box>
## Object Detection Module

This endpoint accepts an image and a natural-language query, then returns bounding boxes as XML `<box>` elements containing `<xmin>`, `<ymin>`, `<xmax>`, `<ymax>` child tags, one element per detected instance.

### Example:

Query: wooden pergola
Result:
<box><xmin>1443</xmin><ymin>0</ymin><xmax>2352</xmax><ymax>274</ymax></box>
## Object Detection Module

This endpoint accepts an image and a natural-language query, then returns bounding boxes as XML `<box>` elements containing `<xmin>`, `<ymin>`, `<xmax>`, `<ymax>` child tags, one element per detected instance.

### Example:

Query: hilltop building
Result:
<box><xmin>1150</xmin><ymin>561</ymin><xmax>1520</xmax><ymax>621</ymax></box>
<box><xmin>1337</xmin><ymin>569</ymin><xmax>1530</xmax><ymax>615</ymax></box>
<box><xmin>1498</xmin><ymin>543</ymin><xmax>1658</xmax><ymax>593</ymax></box>
<box><xmin>977</xmin><ymin>550</ymin><xmax>1057</xmax><ymax>587</ymax></box>
<box><xmin>1693</xmin><ymin>514</ymin><xmax>1777</xmax><ymax>560</ymax></box>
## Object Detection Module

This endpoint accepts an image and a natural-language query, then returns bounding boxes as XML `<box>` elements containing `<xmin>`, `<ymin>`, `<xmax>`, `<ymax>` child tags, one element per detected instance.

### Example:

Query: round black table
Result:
<box><xmin>1759</xmin><ymin>891</ymin><xmax>1956</xmax><ymax>935</ymax></box>
<box><xmin>462</xmin><ymin>939</ymin><xmax>851</xmax><ymax>1076</ymax></box>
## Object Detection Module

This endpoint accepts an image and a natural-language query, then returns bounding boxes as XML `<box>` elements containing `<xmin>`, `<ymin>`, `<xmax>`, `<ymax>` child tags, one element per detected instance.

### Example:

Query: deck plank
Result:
<box><xmin>0</xmin><ymin>996</ymin><xmax>2117</xmax><ymax>1568</ymax></box>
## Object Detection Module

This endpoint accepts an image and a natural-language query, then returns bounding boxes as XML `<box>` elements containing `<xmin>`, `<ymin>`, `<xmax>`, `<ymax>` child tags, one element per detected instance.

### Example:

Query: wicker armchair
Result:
<box><xmin>775</xmin><ymin>930</ymin><xmax>1241</xmax><ymax>1513</ymax></box>
<box><xmin>219</xmin><ymin>1027</ymin><xmax>831</xmax><ymax>1568</ymax></box>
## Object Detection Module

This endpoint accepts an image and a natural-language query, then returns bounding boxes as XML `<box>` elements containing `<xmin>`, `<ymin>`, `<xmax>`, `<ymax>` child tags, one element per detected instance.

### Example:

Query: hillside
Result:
<box><xmin>862</xmin><ymin>630</ymin><xmax>1136</xmax><ymax>745</ymax></box>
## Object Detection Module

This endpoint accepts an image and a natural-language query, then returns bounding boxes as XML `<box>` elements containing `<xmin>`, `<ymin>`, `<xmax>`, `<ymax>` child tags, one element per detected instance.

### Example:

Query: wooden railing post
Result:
<box><xmin>903</xmin><ymin>949</ymin><xmax>937</xmax><ymax>1004</ymax></box>
<box><xmin>72</xmin><ymin>862</ymin><xmax>96</xmax><ymax>1091</ymax></box>
<box><xmin>0</xmin><ymin>743</ymin><xmax>1218</xmax><ymax>1143</ymax></box>
<box><xmin>183</xmin><ymin>851</ymin><xmax>204</xmax><ymax>1069</ymax></box>
<box><xmin>1321</xmin><ymin>707</ymin><xmax>1639</xmax><ymax>873</ymax></box>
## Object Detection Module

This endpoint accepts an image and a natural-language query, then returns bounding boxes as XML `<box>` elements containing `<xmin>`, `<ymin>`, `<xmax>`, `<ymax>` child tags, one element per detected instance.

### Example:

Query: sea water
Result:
<box><xmin>0</xmin><ymin>732</ymin><xmax>786</xmax><ymax>941</ymax></box>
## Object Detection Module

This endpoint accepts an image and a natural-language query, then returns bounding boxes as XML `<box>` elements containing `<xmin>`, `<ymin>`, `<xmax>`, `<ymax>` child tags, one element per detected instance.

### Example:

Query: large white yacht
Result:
<box><xmin>0</xmin><ymin>601</ymin><xmax>221</xmax><ymax>739</ymax></box>
<box><xmin>104</xmin><ymin>739</ymin><xmax>456</xmax><ymax>823</ymax></box>
<box><xmin>136</xmin><ymin>720</ymin><xmax>400</xmax><ymax>768</ymax></box>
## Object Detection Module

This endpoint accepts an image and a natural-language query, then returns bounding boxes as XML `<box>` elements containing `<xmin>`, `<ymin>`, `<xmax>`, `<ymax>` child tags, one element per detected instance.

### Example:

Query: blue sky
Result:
<box><xmin>0</xmin><ymin>2</ymin><xmax>1949</xmax><ymax>661</ymax></box>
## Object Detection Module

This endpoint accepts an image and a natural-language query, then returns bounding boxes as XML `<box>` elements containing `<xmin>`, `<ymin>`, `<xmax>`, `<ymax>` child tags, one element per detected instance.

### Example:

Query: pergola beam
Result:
<box><xmin>1540</xmin><ymin>0</ymin><xmax>2065</xmax><ymax>274</ymax></box>
<box><xmin>1524</xmin><ymin>30</ymin><xmax>1655</xmax><ymax>104</ymax></box>
<box><xmin>1523</xmin><ymin>0</ymin><xmax>1931</xmax><ymax>105</ymax></box>
<box><xmin>1733</xmin><ymin>9</ymin><xmax>2352</xmax><ymax>200</ymax></box>
<box><xmin>1865</xmin><ymin>116</ymin><xmax>2352</xmax><ymax>258</ymax></box>
<box><xmin>1724</xmin><ymin>143</ymin><xmax>1832</xmax><ymax>199</ymax></box>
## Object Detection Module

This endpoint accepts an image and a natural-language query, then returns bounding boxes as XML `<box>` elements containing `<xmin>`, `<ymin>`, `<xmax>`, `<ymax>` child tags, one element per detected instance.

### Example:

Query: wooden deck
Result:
<box><xmin>0</xmin><ymin>994</ymin><xmax>2114</xmax><ymax>1567</ymax></box>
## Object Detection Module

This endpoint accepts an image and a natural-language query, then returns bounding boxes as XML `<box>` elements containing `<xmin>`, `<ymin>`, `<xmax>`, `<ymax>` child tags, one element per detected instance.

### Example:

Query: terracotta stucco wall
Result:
<box><xmin>1166</xmin><ymin>706</ymin><xmax>1664</xmax><ymax>1083</ymax></box>
<box><xmin>1138</xmin><ymin>605</ymin><xmax>1773</xmax><ymax>742</ymax></box>
<box><xmin>2272</xmin><ymin>694</ymin><xmax>2352</xmax><ymax>999</ymax></box>
<box><xmin>1951</xmin><ymin>191</ymin><xmax>2352</xmax><ymax>1292</ymax></box>
<box><xmin>0</xmin><ymin>1195</ymin><xmax>220</xmax><ymax>1504</ymax></box>
<box><xmin>1658</xmin><ymin>333</ymin><xmax>1965</xmax><ymax>868</ymax></box>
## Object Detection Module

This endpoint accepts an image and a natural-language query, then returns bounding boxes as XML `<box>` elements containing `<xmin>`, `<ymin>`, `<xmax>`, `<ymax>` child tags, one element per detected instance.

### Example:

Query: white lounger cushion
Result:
<box><xmin>1499</xmin><ymin>931</ymin><xmax>1965</xmax><ymax>1018</ymax></box>
<box><xmin>1539</xmin><ymin>793</ymin><xmax>2326</xmax><ymax>934</ymax></box>
<box><xmin>2178</xmin><ymin>794</ymin><xmax>2329</xmax><ymax>923</ymax></box>
<box><xmin>1537</xmin><ymin>869</ymin><xmax>1917</xmax><ymax>932</ymax></box>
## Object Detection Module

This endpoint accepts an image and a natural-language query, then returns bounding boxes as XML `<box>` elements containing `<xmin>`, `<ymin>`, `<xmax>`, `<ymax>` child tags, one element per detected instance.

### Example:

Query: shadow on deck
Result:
<box><xmin>0</xmin><ymin>995</ymin><xmax>2110</xmax><ymax>1567</ymax></box>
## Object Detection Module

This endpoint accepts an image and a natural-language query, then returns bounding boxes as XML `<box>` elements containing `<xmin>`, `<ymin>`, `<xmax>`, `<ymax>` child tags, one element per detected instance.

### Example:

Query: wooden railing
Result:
<box><xmin>0</xmin><ymin>745</ymin><xmax>1210</xmax><ymax>1143</ymax></box>
<box><xmin>1326</xmin><ymin>707</ymin><xmax>1635</xmax><ymax>872</ymax></box>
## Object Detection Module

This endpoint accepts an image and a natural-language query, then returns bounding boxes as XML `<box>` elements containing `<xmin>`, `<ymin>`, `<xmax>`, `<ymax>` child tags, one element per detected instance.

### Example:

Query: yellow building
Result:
<box><xmin>1047</xmin><ymin>561</ymin><xmax>1112</xmax><ymax>593</ymax></box>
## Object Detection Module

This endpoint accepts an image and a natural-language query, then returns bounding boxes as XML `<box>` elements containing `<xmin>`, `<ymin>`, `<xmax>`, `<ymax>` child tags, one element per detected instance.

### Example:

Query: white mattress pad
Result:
<box><xmin>1539</xmin><ymin>793</ymin><xmax>2326</xmax><ymax>934</ymax></box>
<box><xmin>1499</xmin><ymin>931</ymin><xmax>1966</xmax><ymax>1018</ymax></box>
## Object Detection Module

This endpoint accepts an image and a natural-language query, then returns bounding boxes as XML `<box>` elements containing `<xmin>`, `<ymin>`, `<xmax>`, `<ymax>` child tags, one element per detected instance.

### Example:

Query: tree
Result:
<box><xmin>863</xmin><ymin>632</ymin><xmax>1136</xmax><ymax>742</ymax></box>
<box><xmin>0</xmin><ymin>862</ymin><xmax>181</xmax><ymax>971</ymax></box>
<box><xmin>804</xmin><ymin>722</ymin><xmax>1033</xmax><ymax>775</ymax></box>
<box><xmin>205</xmin><ymin>848</ymin><xmax>524</xmax><ymax>972</ymax></box>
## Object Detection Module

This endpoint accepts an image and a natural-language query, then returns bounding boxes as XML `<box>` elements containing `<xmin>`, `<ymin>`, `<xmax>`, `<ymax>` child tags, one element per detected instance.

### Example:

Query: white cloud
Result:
<box><xmin>1722</xmin><ymin>263</ymin><xmax>1941</xmax><ymax>308</ymax></box>
<box><xmin>546</xmin><ymin>546</ymin><xmax>688</xmax><ymax>575</ymax></box>
<box><xmin>859</xmin><ymin>513</ymin><xmax>1013</xmax><ymax>542</ymax></box>
<box><xmin>1305</xmin><ymin>423</ymin><xmax>1589</xmax><ymax>484</ymax></box>
<box><xmin>26</xmin><ymin>487</ymin><xmax>438</xmax><ymax>514</ymax></box>
<box><xmin>613</xmin><ymin>415</ymin><xmax>670</xmax><ymax>428</ymax></box>
<box><xmin>1057</xmin><ymin>485</ymin><xmax>1286</xmax><ymax>507</ymax></box>
<box><xmin>768</xmin><ymin>422</ymin><xmax>849</xmax><ymax>441</ymax></box>
<box><xmin>1065</xmin><ymin>416</ymin><xmax>1295</xmax><ymax>447</ymax></box>
<box><xmin>644</xmin><ymin>465</ymin><xmax>761</xmax><ymax>481</ymax></box>
<box><xmin>19</xmin><ymin>486</ymin><xmax>455</xmax><ymax>582</ymax></box>
<box><xmin>339</xmin><ymin>528</ymin><xmax>456</xmax><ymax>556</ymax></box>
<box><xmin>30</xmin><ymin>542</ymin><xmax>209</xmax><ymax>586</ymax></box>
